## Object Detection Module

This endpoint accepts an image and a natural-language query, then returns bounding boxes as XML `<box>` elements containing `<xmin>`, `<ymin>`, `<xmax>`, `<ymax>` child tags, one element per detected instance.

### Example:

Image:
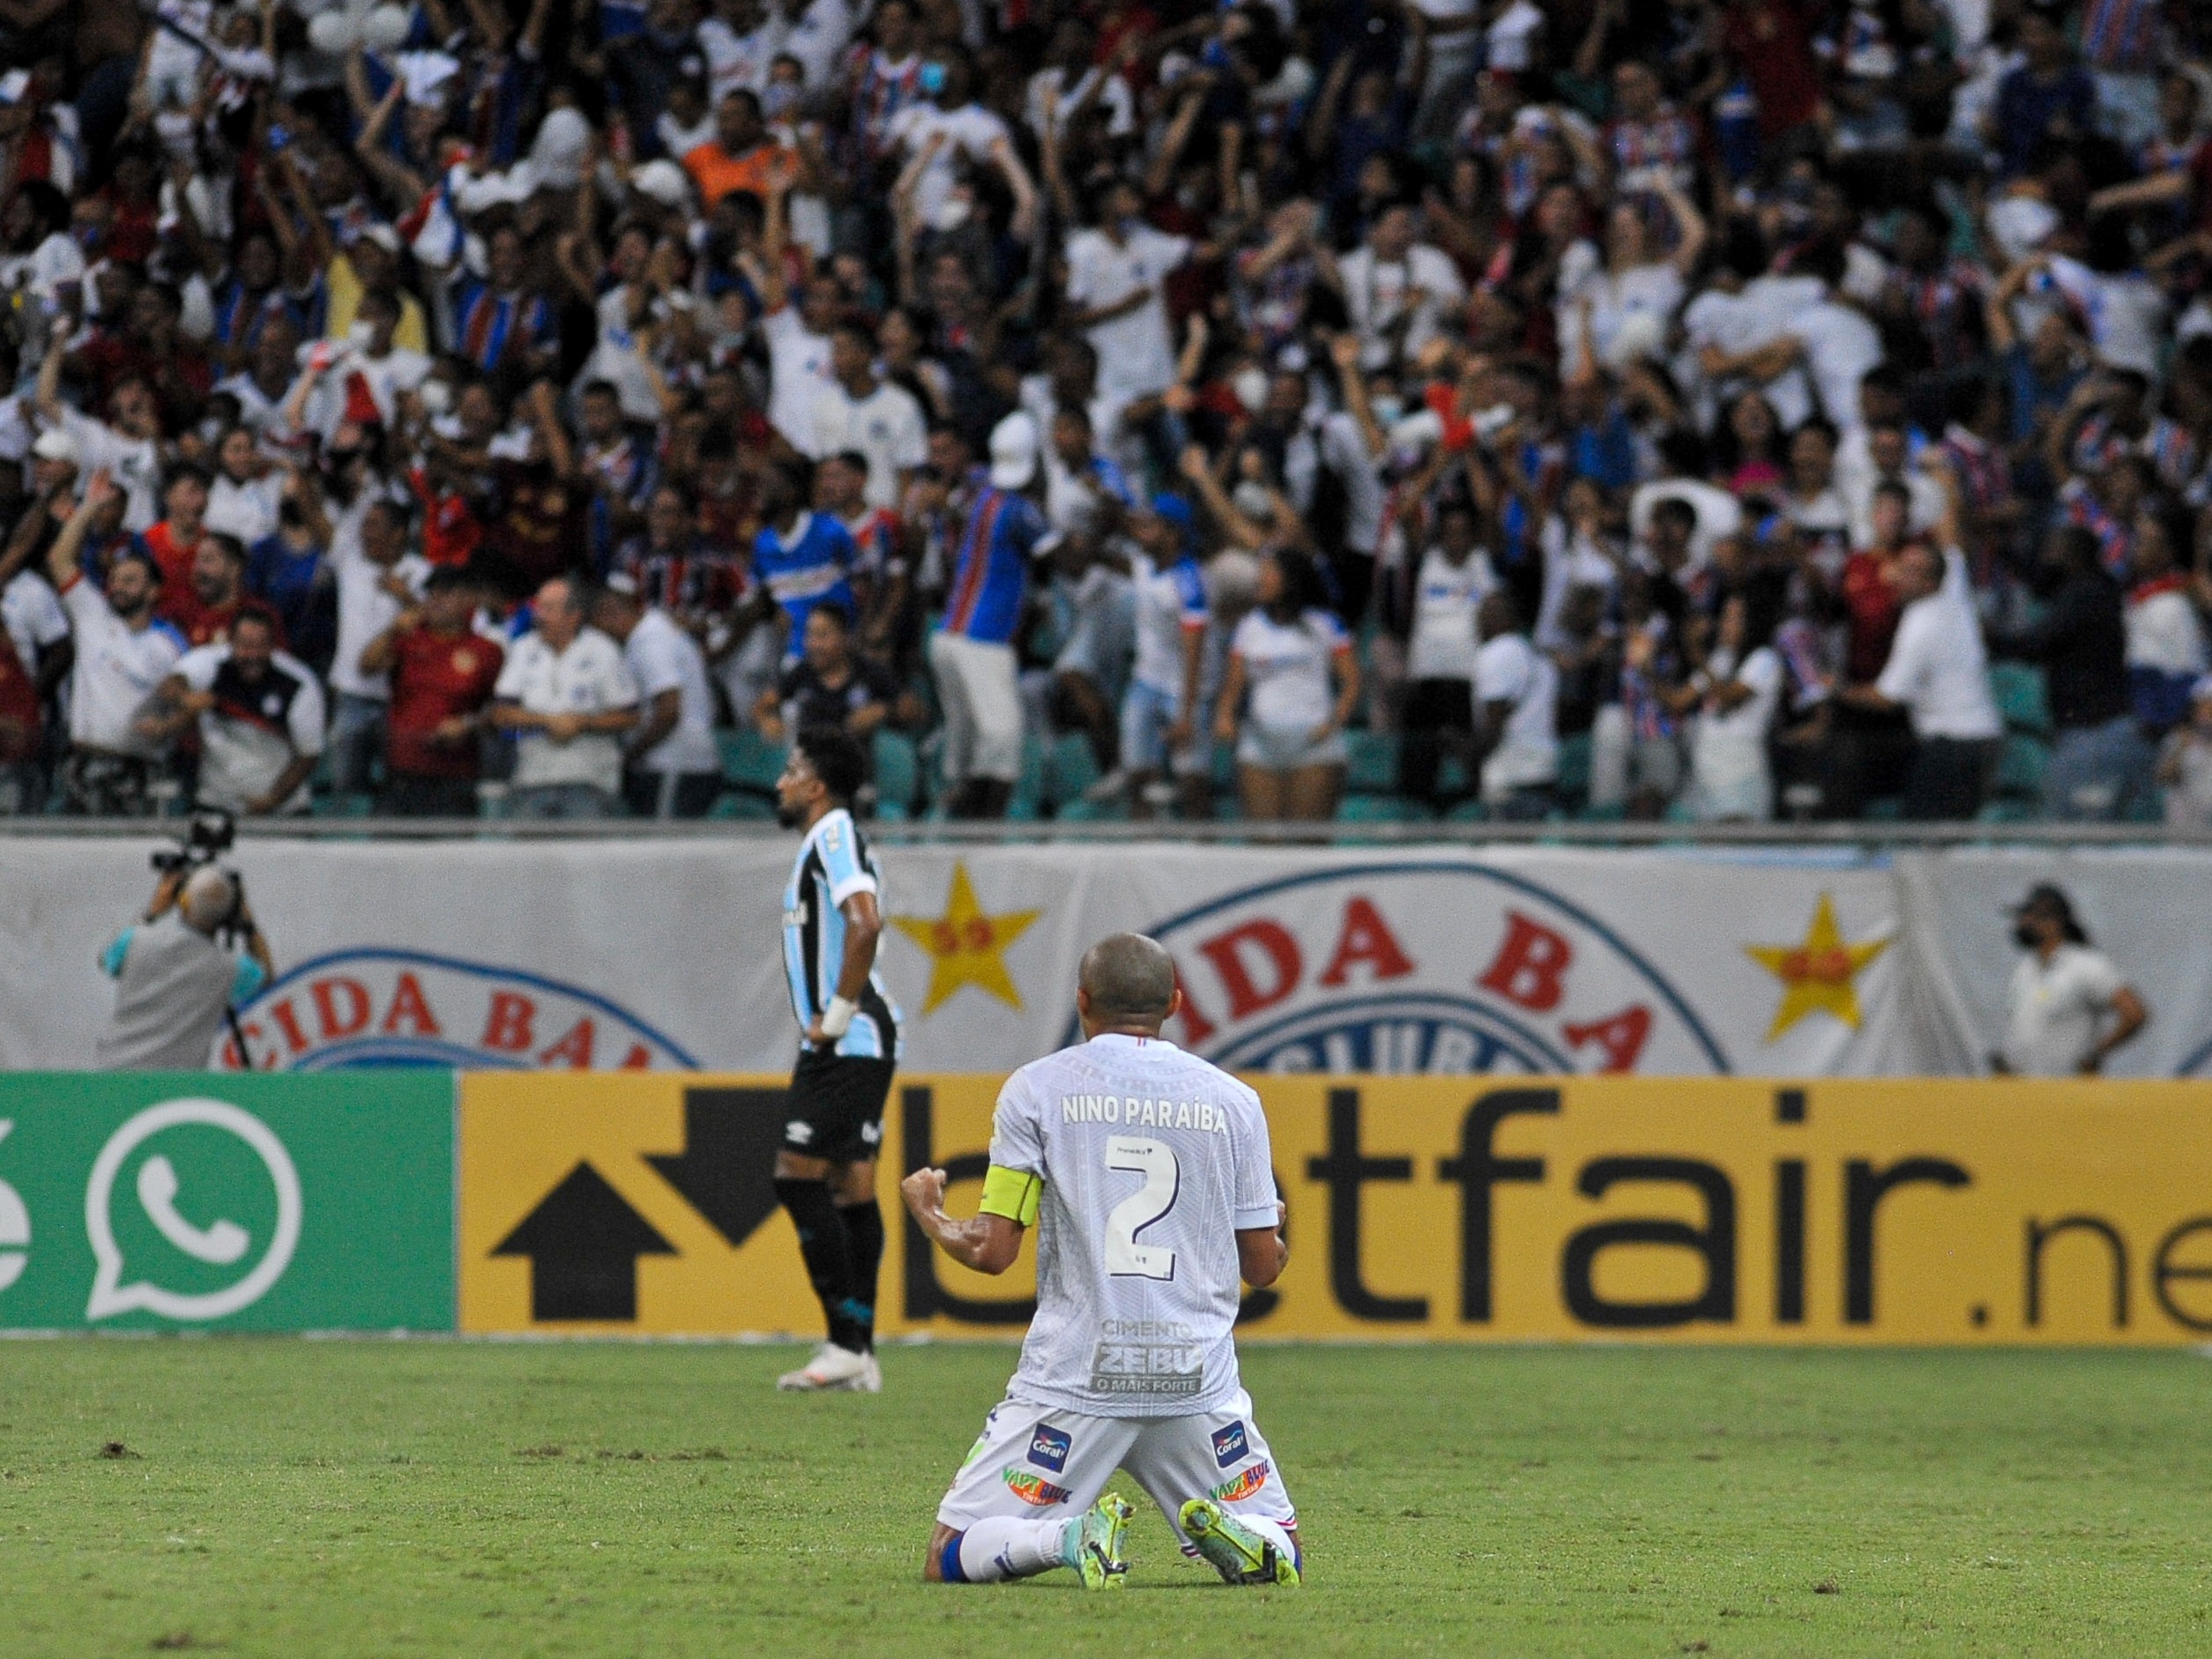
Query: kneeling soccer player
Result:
<box><xmin>899</xmin><ymin>932</ymin><xmax>1301</xmax><ymax>1589</ymax></box>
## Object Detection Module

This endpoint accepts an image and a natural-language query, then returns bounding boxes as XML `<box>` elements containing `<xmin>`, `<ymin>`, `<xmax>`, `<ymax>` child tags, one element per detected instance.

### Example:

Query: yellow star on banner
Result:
<box><xmin>1744</xmin><ymin>892</ymin><xmax>1892</xmax><ymax>1041</ymax></box>
<box><xmin>890</xmin><ymin>861</ymin><xmax>1042</xmax><ymax>1013</ymax></box>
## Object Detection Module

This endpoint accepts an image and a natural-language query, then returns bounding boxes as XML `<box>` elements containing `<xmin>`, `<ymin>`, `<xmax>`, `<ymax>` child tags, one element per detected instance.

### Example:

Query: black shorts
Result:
<box><xmin>782</xmin><ymin>1046</ymin><xmax>897</xmax><ymax>1163</ymax></box>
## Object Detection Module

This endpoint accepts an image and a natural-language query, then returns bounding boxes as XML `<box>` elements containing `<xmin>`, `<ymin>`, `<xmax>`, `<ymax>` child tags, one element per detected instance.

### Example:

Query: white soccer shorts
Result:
<box><xmin>936</xmin><ymin>1389</ymin><xmax>1297</xmax><ymax>1544</ymax></box>
<box><xmin>927</xmin><ymin>631</ymin><xmax>1024</xmax><ymax>783</ymax></box>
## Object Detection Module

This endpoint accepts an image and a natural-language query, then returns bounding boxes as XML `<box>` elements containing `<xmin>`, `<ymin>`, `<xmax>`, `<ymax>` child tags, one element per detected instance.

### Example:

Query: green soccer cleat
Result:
<box><xmin>1179</xmin><ymin>1499</ymin><xmax>1300</xmax><ymax>1587</ymax></box>
<box><xmin>1062</xmin><ymin>1494</ymin><xmax>1133</xmax><ymax>1589</ymax></box>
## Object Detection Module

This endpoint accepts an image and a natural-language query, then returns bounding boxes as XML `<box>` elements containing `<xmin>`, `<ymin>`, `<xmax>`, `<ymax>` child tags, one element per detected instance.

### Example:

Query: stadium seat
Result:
<box><xmin>1992</xmin><ymin>733</ymin><xmax>2049</xmax><ymax>801</ymax></box>
<box><xmin>1554</xmin><ymin>733</ymin><xmax>1592</xmax><ymax>807</ymax></box>
<box><xmin>872</xmin><ymin>730</ymin><xmax>920</xmax><ymax>818</ymax></box>
<box><xmin>720</xmin><ymin>729</ymin><xmax>788</xmax><ymax>807</ymax></box>
<box><xmin>1346</xmin><ymin>730</ymin><xmax>1397</xmax><ymax>793</ymax></box>
<box><xmin>1335</xmin><ymin>794</ymin><xmax>1426</xmax><ymax>823</ymax></box>
<box><xmin>1044</xmin><ymin>733</ymin><xmax>1102</xmax><ymax>808</ymax></box>
<box><xmin>1054</xmin><ymin>796</ymin><xmax>1127</xmax><ymax>822</ymax></box>
<box><xmin>1989</xmin><ymin>663</ymin><xmax>2052</xmax><ymax>736</ymax></box>
<box><xmin>1211</xmin><ymin>740</ymin><xmax>1239</xmax><ymax>792</ymax></box>
<box><xmin>1006</xmin><ymin>735</ymin><xmax>1047</xmax><ymax>822</ymax></box>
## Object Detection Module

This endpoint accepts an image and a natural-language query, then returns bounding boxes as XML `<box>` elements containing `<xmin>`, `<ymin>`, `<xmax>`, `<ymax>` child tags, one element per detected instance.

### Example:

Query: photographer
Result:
<box><xmin>95</xmin><ymin>858</ymin><xmax>275</xmax><ymax>1070</ymax></box>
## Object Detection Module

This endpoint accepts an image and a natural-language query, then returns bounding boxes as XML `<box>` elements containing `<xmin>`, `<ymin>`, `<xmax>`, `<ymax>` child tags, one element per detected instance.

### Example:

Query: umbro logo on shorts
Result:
<box><xmin>860</xmin><ymin>1120</ymin><xmax>883</xmax><ymax>1145</ymax></box>
<box><xmin>1027</xmin><ymin>1424</ymin><xmax>1070</xmax><ymax>1472</ymax></box>
<box><xmin>786</xmin><ymin>1121</ymin><xmax>814</xmax><ymax>1145</ymax></box>
<box><xmin>1212</xmin><ymin>1420</ymin><xmax>1248</xmax><ymax>1468</ymax></box>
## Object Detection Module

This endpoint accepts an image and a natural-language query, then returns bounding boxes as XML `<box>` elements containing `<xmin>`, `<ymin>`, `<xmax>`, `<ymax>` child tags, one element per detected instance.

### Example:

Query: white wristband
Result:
<box><xmin>819</xmin><ymin>995</ymin><xmax>858</xmax><ymax>1038</ymax></box>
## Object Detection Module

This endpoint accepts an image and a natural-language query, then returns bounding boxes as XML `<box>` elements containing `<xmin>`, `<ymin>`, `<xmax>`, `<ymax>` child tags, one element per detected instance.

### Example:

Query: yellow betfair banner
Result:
<box><xmin>458</xmin><ymin>1073</ymin><xmax>2212</xmax><ymax>1344</ymax></box>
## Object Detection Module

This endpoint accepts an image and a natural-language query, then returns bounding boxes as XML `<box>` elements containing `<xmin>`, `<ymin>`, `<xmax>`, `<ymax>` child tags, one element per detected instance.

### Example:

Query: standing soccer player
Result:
<box><xmin>772</xmin><ymin>725</ymin><xmax>903</xmax><ymax>1392</ymax></box>
<box><xmin>901</xmin><ymin>934</ymin><xmax>1300</xmax><ymax>1588</ymax></box>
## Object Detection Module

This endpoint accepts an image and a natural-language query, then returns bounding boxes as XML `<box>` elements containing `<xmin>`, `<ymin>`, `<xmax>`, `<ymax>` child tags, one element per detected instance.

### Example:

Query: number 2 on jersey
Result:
<box><xmin>1103</xmin><ymin>1136</ymin><xmax>1179</xmax><ymax>1280</ymax></box>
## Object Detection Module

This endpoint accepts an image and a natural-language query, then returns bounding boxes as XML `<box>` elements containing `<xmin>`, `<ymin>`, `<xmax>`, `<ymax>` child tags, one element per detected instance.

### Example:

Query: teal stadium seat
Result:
<box><xmin>1992</xmin><ymin>733</ymin><xmax>2049</xmax><ymax>801</ymax></box>
<box><xmin>1554</xmin><ymin>732</ymin><xmax>1592</xmax><ymax>806</ymax></box>
<box><xmin>1005</xmin><ymin>734</ymin><xmax>1047</xmax><ymax>821</ymax></box>
<box><xmin>1345</xmin><ymin>730</ymin><xmax>1397</xmax><ymax>793</ymax></box>
<box><xmin>720</xmin><ymin>728</ymin><xmax>788</xmax><ymax>801</ymax></box>
<box><xmin>1337</xmin><ymin>794</ymin><xmax>1426</xmax><ymax>822</ymax></box>
<box><xmin>872</xmin><ymin>730</ymin><xmax>920</xmax><ymax>819</ymax></box>
<box><xmin>1044</xmin><ymin>732</ymin><xmax>1101</xmax><ymax>807</ymax></box>
<box><xmin>1989</xmin><ymin>662</ymin><xmax>2052</xmax><ymax>736</ymax></box>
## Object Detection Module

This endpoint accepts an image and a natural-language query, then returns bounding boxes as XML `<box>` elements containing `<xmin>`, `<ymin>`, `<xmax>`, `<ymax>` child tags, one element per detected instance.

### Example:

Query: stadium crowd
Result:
<box><xmin>3</xmin><ymin>0</ymin><xmax>2212</xmax><ymax>823</ymax></box>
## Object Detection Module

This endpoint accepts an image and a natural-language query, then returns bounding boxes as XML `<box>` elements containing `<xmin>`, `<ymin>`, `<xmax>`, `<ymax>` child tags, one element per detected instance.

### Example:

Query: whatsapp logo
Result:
<box><xmin>85</xmin><ymin>1099</ymin><xmax>302</xmax><ymax>1322</ymax></box>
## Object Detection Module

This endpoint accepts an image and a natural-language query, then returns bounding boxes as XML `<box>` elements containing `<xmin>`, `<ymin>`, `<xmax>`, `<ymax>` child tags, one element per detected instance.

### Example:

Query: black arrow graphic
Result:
<box><xmin>492</xmin><ymin>1162</ymin><xmax>675</xmax><ymax>1321</ymax></box>
<box><xmin>645</xmin><ymin>1087</ymin><xmax>791</xmax><ymax>1250</ymax></box>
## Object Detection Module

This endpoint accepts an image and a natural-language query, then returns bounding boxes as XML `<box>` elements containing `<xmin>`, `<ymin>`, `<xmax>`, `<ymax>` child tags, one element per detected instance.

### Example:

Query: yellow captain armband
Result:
<box><xmin>978</xmin><ymin>1165</ymin><xmax>1042</xmax><ymax>1228</ymax></box>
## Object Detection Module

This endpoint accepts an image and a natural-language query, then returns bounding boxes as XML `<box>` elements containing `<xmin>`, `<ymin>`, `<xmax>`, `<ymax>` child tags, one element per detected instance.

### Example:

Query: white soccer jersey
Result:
<box><xmin>989</xmin><ymin>1033</ymin><xmax>1279</xmax><ymax>1419</ymax></box>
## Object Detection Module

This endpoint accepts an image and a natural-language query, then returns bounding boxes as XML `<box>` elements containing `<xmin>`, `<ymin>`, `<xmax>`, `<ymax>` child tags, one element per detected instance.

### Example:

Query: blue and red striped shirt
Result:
<box><xmin>942</xmin><ymin>479</ymin><xmax>1046</xmax><ymax>645</ymax></box>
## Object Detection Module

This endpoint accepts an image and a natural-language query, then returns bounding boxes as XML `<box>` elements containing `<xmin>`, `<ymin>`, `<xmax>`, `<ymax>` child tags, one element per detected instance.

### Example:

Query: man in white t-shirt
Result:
<box><xmin>328</xmin><ymin>492</ymin><xmax>429</xmax><ymax>796</ymax></box>
<box><xmin>43</xmin><ymin>472</ymin><xmax>185</xmax><ymax>815</ymax></box>
<box><xmin>1840</xmin><ymin>543</ymin><xmax>2000</xmax><ymax>820</ymax></box>
<box><xmin>592</xmin><ymin>576</ymin><xmax>724</xmax><ymax>819</ymax></box>
<box><xmin>885</xmin><ymin>49</ymin><xmax>1010</xmax><ymax>231</ymax></box>
<box><xmin>902</xmin><ymin>933</ymin><xmax>1300</xmax><ymax>1591</ymax></box>
<box><xmin>144</xmin><ymin>610</ymin><xmax>325</xmax><ymax>816</ymax></box>
<box><xmin>809</xmin><ymin>320</ymin><xmax>927</xmax><ymax>510</ymax></box>
<box><xmin>763</xmin><ymin>271</ymin><xmax>842</xmax><ymax>454</ymax></box>
<box><xmin>1472</xmin><ymin>591</ymin><xmax>1559</xmax><ymax>819</ymax></box>
<box><xmin>1336</xmin><ymin>204</ymin><xmax>1467</xmax><ymax>372</ymax></box>
<box><xmin>37</xmin><ymin>338</ymin><xmax>164</xmax><ymax>532</ymax></box>
<box><xmin>492</xmin><ymin>577</ymin><xmax>641</xmax><ymax>818</ymax></box>
<box><xmin>1401</xmin><ymin>500</ymin><xmax>1497</xmax><ymax>807</ymax></box>
<box><xmin>1062</xmin><ymin>179</ymin><xmax>1193</xmax><ymax>410</ymax></box>
<box><xmin>1994</xmin><ymin>884</ymin><xmax>2147</xmax><ymax>1076</ymax></box>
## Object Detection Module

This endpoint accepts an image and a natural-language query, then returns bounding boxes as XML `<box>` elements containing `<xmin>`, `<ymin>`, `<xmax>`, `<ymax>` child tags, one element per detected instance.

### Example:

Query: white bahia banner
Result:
<box><xmin>3</xmin><ymin>838</ymin><xmax>2208</xmax><ymax>1079</ymax></box>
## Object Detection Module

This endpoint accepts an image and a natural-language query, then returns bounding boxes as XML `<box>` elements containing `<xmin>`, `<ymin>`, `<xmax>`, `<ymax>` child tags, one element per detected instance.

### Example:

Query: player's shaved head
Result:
<box><xmin>1077</xmin><ymin>933</ymin><xmax>1177</xmax><ymax>1030</ymax></box>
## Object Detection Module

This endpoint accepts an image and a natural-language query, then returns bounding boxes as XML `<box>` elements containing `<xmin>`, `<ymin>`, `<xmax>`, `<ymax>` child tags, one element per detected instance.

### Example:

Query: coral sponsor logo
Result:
<box><xmin>1028</xmin><ymin>1424</ymin><xmax>1071</xmax><ymax>1473</ymax></box>
<box><xmin>1002</xmin><ymin>1467</ymin><xmax>1073</xmax><ymax>1506</ymax></box>
<box><xmin>215</xmin><ymin>950</ymin><xmax>697</xmax><ymax>1071</ymax></box>
<box><xmin>1211</xmin><ymin>1420</ymin><xmax>1248</xmax><ymax>1468</ymax></box>
<box><xmin>1126</xmin><ymin>864</ymin><xmax>1726</xmax><ymax>1076</ymax></box>
<box><xmin>1210</xmin><ymin>1461</ymin><xmax>1270</xmax><ymax>1503</ymax></box>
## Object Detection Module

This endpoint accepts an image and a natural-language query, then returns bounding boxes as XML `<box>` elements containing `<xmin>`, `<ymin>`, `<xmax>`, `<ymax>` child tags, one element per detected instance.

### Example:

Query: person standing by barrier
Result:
<box><xmin>771</xmin><ymin>725</ymin><xmax>901</xmax><ymax>1393</ymax></box>
<box><xmin>1992</xmin><ymin>883</ymin><xmax>2147</xmax><ymax>1076</ymax></box>
<box><xmin>491</xmin><ymin>578</ymin><xmax>640</xmax><ymax>820</ymax></box>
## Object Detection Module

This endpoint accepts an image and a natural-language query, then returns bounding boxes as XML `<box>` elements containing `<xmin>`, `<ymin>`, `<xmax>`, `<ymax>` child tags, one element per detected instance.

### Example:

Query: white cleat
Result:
<box><xmin>776</xmin><ymin>1343</ymin><xmax>875</xmax><ymax>1391</ymax></box>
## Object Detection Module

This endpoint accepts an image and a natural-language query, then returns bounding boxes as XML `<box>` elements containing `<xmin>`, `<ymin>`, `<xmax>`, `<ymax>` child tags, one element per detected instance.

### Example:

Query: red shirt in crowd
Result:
<box><xmin>387</xmin><ymin>628</ymin><xmax>504</xmax><ymax>779</ymax></box>
<box><xmin>0</xmin><ymin>630</ymin><xmax>39</xmax><ymax>763</ymax></box>
<box><xmin>1840</xmin><ymin>547</ymin><xmax>1904</xmax><ymax>686</ymax></box>
<box><xmin>410</xmin><ymin>467</ymin><xmax>483</xmax><ymax>568</ymax></box>
<box><xmin>1722</xmin><ymin>0</ymin><xmax>1820</xmax><ymax>139</ymax></box>
<box><xmin>139</xmin><ymin>520</ymin><xmax>200</xmax><ymax>592</ymax></box>
<box><xmin>158</xmin><ymin>588</ymin><xmax>247</xmax><ymax>649</ymax></box>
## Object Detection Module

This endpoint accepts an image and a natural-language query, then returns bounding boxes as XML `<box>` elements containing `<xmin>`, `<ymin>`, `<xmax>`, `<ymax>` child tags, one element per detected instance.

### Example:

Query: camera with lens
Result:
<box><xmin>150</xmin><ymin>807</ymin><xmax>236</xmax><ymax>875</ymax></box>
<box><xmin>150</xmin><ymin>809</ymin><xmax>250</xmax><ymax>945</ymax></box>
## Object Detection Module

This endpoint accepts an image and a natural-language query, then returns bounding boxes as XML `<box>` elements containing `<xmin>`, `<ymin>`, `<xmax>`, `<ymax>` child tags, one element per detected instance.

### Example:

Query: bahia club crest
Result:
<box><xmin>1137</xmin><ymin>863</ymin><xmax>1727</xmax><ymax>1076</ymax></box>
<box><xmin>214</xmin><ymin>949</ymin><xmax>696</xmax><ymax>1071</ymax></box>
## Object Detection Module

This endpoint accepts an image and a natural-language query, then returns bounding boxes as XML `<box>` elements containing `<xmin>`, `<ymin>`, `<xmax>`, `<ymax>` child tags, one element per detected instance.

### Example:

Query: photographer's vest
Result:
<box><xmin>96</xmin><ymin>916</ymin><xmax>243</xmax><ymax>1070</ymax></box>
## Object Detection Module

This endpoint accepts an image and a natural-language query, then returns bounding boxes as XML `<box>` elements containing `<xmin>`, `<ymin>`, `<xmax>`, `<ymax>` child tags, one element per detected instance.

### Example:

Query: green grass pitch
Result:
<box><xmin>4</xmin><ymin>1340</ymin><xmax>2210</xmax><ymax>1656</ymax></box>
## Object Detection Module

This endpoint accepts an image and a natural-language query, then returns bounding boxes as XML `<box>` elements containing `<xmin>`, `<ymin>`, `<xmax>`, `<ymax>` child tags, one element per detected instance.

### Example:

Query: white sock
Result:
<box><xmin>956</xmin><ymin>1516</ymin><xmax>1074</xmax><ymax>1581</ymax></box>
